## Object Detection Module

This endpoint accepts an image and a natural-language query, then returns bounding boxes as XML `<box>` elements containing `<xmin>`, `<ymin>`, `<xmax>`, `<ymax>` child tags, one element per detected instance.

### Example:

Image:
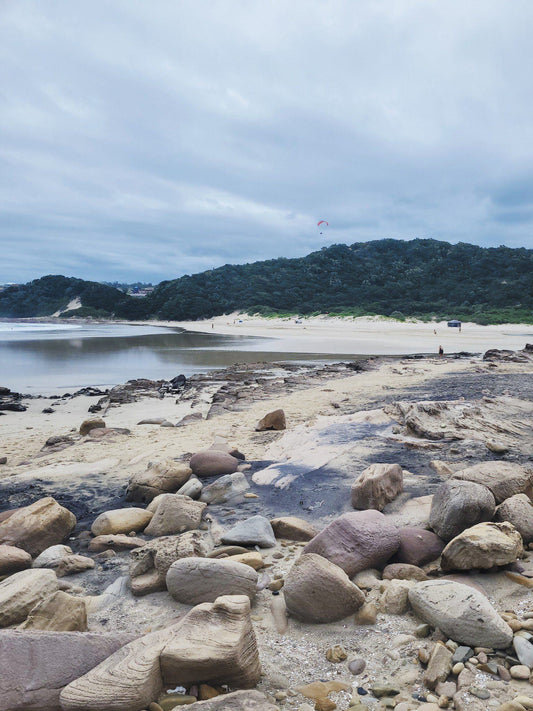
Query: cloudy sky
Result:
<box><xmin>1</xmin><ymin>1</ymin><xmax>533</xmax><ymax>283</ymax></box>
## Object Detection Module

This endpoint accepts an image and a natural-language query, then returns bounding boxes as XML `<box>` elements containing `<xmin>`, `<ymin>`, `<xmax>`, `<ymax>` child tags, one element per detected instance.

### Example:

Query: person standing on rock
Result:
<box><xmin>438</xmin><ymin>345</ymin><xmax>444</xmax><ymax>357</ymax></box>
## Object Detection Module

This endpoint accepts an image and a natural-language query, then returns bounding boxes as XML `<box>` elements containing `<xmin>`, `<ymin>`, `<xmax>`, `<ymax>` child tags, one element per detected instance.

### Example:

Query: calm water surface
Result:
<box><xmin>0</xmin><ymin>322</ymin><xmax>352</xmax><ymax>394</ymax></box>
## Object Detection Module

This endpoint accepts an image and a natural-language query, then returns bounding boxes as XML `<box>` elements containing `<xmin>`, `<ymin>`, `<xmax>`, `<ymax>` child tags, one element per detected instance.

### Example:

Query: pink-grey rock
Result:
<box><xmin>303</xmin><ymin>510</ymin><xmax>400</xmax><ymax>577</ymax></box>
<box><xmin>394</xmin><ymin>527</ymin><xmax>445</xmax><ymax>566</ymax></box>
<box><xmin>429</xmin><ymin>480</ymin><xmax>495</xmax><ymax>542</ymax></box>
<box><xmin>0</xmin><ymin>630</ymin><xmax>135</xmax><ymax>711</ymax></box>
<box><xmin>351</xmin><ymin>462</ymin><xmax>403</xmax><ymax>511</ymax></box>
<box><xmin>284</xmin><ymin>553</ymin><xmax>365</xmax><ymax>623</ymax></box>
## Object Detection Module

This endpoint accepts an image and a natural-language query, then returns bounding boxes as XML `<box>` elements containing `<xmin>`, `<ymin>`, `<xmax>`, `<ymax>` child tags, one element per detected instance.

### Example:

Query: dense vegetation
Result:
<box><xmin>1</xmin><ymin>239</ymin><xmax>533</xmax><ymax>324</ymax></box>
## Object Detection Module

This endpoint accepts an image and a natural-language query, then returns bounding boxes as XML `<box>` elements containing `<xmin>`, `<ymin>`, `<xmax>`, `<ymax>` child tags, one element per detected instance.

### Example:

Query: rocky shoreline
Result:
<box><xmin>1</xmin><ymin>348</ymin><xmax>533</xmax><ymax>710</ymax></box>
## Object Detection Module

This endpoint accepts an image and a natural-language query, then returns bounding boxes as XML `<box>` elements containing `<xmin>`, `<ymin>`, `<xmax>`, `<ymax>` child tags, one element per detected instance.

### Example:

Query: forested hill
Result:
<box><xmin>2</xmin><ymin>239</ymin><xmax>533</xmax><ymax>323</ymax></box>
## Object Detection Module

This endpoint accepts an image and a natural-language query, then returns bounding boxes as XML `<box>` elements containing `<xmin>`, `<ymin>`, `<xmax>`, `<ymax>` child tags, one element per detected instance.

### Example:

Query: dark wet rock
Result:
<box><xmin>0</xmin><ymin>402</ymin><xmax>27</xmax><ymax>412</ymax></box>
<box><xmin>303</xmin><ymin>510</ymin><xmax>400</xmax><ymax>577</ymax></box>
<box><xmin>429</xmin><ymin>480</ymin><xmax>495</xmax><ymax>542</ymax></box>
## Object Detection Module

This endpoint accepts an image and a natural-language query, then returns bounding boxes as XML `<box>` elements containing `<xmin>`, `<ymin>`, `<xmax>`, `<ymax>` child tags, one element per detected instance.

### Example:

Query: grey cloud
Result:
<box><xmin>1</xmin><ymin>0</ymin><xmax>533</xmax><ymax>283</ymax></box>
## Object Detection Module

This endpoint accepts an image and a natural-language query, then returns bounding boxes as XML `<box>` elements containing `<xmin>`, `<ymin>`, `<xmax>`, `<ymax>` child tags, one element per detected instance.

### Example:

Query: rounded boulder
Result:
<box><xmin>284</xmin><ymin>553</ymin><xmax>365</xmax><ymax>623</ymax></box>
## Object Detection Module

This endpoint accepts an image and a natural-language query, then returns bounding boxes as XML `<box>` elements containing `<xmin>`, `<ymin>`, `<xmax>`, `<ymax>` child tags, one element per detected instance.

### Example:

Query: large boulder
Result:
<box><xmin>0</xmin><ymin>544</ymin><xmax>32</xmax><ymax>576</ymax></box>
<box><xmin>189</xmin><ymin>450</ymin><xmax>240</xmax><ymax>478</ymax></box>
<box><xmin>129</xmin><ymin>531</ymin><xmax>212</xmax><ymax>596</ymax></box>
<box><xmin>408</xmin><ymin>579</ymin><xmax>513</xmax><ymax>648</ymax></box>
<box><xmin>351</xmin><ymin>463</ymin><xmax>403</xmax><ymax>511</ymax></box>
<box><xmin>453</xmin><ymin>461</ymin><xmax>533</xmax><ymax>504</ymax></box>
<box><xmin>160</xmin><ymin>595</ymin><xmax>261</xmax><ymax>688</ymax></box>
<box><xmin>20</xmin><ymin>590</ymin><xmax>88</xmax><ymax>631</ymax></box>
<box><xmin>270</xmin><ymin>516</ymin><xmax>319</xmax><ymax>542</ymax></box>
<box><xmin>0</xmin><ymin>630</ymin><xmax>135</xmax><ymax>711</ymax></box>
<box><xmin>166</xmin><ymin>558</ymin><xmax>258</xmax><ymax>604</ymax></box>
<box><xmin>0</xmin><ymin>497</ymin><xmax>76</xmax><ymax>557</ymax></box>
<box><xmin>91</xmin><ymin>508</ymin><xmax>153</xmax><ymax>536</ymax></box>
<box><xmin>303</xmin><ymin>510</ymin><xmax>400</xmax><ymax>577</ymax></box>
<box><xmin>255</xmin><ymin>409</ymin><xmax>286</xmax><ymax>431</ymax></box>
<box><xmin>220</xmin><ymin>515</ymin><xmax>276</xmax><ymax>548</ymax></box>
<box><xmin>126</xmin><ymin>460</ymin><xmax>192</xmax><ymax>503</ymax></box>
<box><xmin>441</xmin><ymin>521</ymin><xmax>523</xmax><ymax>571</ymax></box>
<box><xmin>144</xmin><ymin>495</ymin><xmax>206</xmax><ymax>537</ymax></box>
<box><xmin>199</xmin><ymin>472</ymin><xmax>250</xmax><ymax>504</ymax></box>
<box><xmin>0</xmin><ymin>568</ymin><xmax>59</xmax><ymax>627</ymax></box>
<box><xmin>183</xmin><ymin>691</ymin><xmax>278</xmax><ymax>710</ymax></box>
<box><xmin>394</xmin><ymin>527</ymin><xmax>445</xmax><ymax>566</ymax></box>
<box><xmin>61</xmin><ymin>596</ymin><xmax>260</xmax><ymax>710</ymax></box>
<box><xmin>429</xmin><ymin>480</ymin><xmax>495</xmax><ymax>541</ymax></box>
<box><xmin>284</xmin><ymin>553</ymin><xmax>365</xmax><ymax>623</ymax></box>
<box><xmin>496</xmin><ymin>494</ymin><xmax>533</xmax><ymax>543</ymax></box>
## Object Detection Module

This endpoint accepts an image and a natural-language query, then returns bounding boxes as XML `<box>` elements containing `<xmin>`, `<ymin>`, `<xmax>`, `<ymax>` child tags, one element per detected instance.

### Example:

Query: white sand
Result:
<box><xmin>139</xmin><ymin>313</ymin><xmax>533</xmax><ymax>356</ymax></box>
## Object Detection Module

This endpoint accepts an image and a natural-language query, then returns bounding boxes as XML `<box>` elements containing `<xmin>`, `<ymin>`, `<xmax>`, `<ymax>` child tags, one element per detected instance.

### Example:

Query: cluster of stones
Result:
<box><xmin>3</xmin><ymin>400</ymin><xmax>533</xmax><ymax>711</ymax></box>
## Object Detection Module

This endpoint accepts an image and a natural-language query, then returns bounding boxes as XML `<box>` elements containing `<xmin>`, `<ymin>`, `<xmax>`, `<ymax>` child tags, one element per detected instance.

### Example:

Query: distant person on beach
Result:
<box><xmin>433</xmin><ymin>329</ymin><xmax>437</xmax><ymax>335</ymax></box>
<box><xmin>439</xmin><ymin>345</ymin><xmax>444</xmax><ymax>357</ymax></box>
<box><xmin>212</xmin><ymin>323</ymin><xmax>214</xmax><ymax>329</ymax></box>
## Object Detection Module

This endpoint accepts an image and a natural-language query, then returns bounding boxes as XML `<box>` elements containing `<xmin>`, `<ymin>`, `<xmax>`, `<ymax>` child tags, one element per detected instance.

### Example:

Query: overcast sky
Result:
<box><xmin>1</xmin><ymin>1</ymin><xmax>533</xmax><ymax>283</ymax></box>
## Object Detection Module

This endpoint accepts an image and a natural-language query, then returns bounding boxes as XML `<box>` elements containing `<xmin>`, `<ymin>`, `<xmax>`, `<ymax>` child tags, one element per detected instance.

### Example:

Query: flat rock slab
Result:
<box><xmin>0</xmin><ymin>630</ymin><xmax>135</xmax><ymax>711</ymax></box>
<box><xmin>184</xmin><ymin>690</ymin><xmax>278</xmax><ymax>709</ymax></box>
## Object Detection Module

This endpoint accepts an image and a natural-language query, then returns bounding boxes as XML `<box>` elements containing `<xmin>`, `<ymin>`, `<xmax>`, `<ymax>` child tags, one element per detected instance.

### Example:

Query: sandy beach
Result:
<box><xmin>144</xmin><ymin>313</ymin><xmax>533</xmax><ymax>356</ymax></box>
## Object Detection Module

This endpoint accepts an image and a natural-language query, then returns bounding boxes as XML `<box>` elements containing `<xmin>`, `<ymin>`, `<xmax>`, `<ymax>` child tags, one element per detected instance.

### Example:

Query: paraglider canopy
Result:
<box><xmin>317</xmin><ymin>220</ymin><xmax>329</xmax><ymax>235</ymax></box>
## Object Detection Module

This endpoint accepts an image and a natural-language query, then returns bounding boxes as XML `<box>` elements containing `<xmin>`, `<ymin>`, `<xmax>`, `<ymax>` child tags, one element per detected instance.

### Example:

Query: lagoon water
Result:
<box><xmin>0</xmin><ymin>321</ymin><xmax>347</xmax><ymax>394</ymax></box>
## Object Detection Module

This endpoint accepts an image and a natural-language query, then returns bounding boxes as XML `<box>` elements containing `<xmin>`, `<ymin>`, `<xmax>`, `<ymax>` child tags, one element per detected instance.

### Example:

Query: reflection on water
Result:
<box><xmin>0</xmin><ymin>323</ymin><xmax>354</xmax><ymax>394</ymax></box>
